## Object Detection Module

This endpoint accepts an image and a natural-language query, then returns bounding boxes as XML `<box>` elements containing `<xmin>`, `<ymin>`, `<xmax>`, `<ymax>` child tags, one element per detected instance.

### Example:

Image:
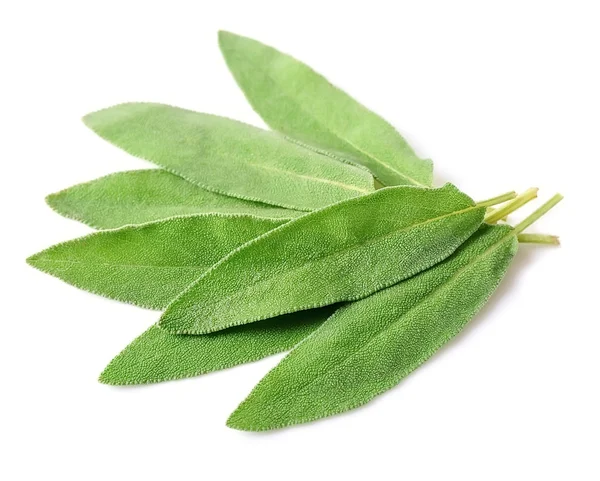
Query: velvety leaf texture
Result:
<box><xmin>83</xmin><ymin>103</ymin><xmax>376</xmax><ymax>211</ymax></box>
<box><xmin>47</xmin><ymin>169</ymin><xmax>301</xmax><ymax>229</ymax></box>
<box><xmin>99</xmin><ymin>306</ymin><xmax>338</xmax><ymax>385</ymax></box>
<box><xmin>219</xmin><ymin>30</ymin><xmax>433</xmax><ymax>187</ymax></box>
<box><xmin>27</xmin><ymin>214</ymin><xmax>285</xmax><ymax>309</ymax></box>
<box><xmin>227</xmin><ymin>224</ymin><xmax>518</xmax><ymax>431</ymax></box>
<box><xmin>159</xmin><ymin>184</ymin><xmax>485</xmax><ymax>334</ymax></box>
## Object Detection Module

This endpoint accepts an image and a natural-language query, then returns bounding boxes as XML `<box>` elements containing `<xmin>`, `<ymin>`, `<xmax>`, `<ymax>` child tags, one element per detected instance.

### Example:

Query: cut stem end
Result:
<box><xmin>517</xmin><ymin>233</ymin><xmax>560</xmax><ymax>245</ymax></box>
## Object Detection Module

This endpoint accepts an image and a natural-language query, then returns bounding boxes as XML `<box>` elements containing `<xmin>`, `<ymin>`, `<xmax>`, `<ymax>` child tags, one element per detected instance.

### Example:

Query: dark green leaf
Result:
<box><xmin>227</xmin><ymin>224</ymin><xmax>517</xmax><ymax>431</ymax></box>
<box><xmin>159</xmin><ymin>184</ymin><xmax>485</xmax><ymax>334</ymax></box>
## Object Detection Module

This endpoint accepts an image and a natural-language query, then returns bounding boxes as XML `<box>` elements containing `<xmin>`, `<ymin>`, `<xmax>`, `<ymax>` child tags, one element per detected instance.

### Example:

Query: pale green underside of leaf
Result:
<box><xmin>99</xmin><ymin>306</ymin><xmax>337</xmax><ymax>385</ymax></box>
<box><xmin>83</xmin><ymin>103</ymin><xmax>376</xmax><ymax>211</ymax></box>
<box><xmin>27</xmin><ymin>214</ymin><xmax>285</xmax><ymax>310</ymax></box>
<box><xmin>47</xmin><ymin>169</ymin><xmax>302</xmax><ymax>229</ymax></box>
<box><xmin>227</xmin><ymin>224</ymin><xmax>518</xmax><ymax>431</ymax></box>
<box><xmin>219</xmin><ymin>30</ymin><xmax>433</xmax><ymax>188</ymax></box>
<box><xmin>159</xmin><ymin>184</ymin><xmax>485</xmax><ymax>334</ymax></box>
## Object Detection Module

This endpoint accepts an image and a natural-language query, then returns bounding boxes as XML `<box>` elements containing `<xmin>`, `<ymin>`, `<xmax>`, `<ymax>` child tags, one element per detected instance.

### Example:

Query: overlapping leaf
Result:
<box><xmin>27</xmin><ymin>214</ymin><xmax>285</xmax><ymax>309</ymax></box>
<box><xmin>159</xmin><ymin>184</ymin><xmax>485</xmax><ymax>334</ymax></box>
<box><xmin>99</xmin><ymin>306</ymin><xmax>337</xmax><ymax>385</ymax></box>
<box><xmin>219</xmin><ymin>31</ymin><xmax>433</xmax><ymax>187</ymax></box>
<box><xmin>227</xmin><ymin>224</ymin><xmax>518</xmax><ymax>431</ymax></box>
<box><xmin>47</xmin><ymin>170</ymin><xmax>301</xmax><ymax>229</ymax></box>
<box><xmin>83</xmin><ymin>103</ymin><xmax>376</xmax><ymax>211</ymax></box>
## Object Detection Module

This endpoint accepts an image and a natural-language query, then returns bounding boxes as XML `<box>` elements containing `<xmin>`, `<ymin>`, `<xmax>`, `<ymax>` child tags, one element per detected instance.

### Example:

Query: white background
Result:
<box><xmin>2</xmin><ymin>1</ymin><xmax>599</xmax><ymax>479</ymax></box>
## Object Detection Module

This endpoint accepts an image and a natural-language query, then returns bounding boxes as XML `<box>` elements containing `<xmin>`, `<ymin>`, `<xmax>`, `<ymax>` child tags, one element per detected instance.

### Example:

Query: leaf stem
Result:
<box><xmin>513</xmin><ymin>193</ymin><xmax>563</xmax><ymax>234</ymax></box>
<box><xmin>484</xmin><ymin>188</ymin><xmax>538</xmax><ymax>224</ymax></box>
<box><xmin>517</xmin><ymin>233</ymin><xmax>560</xmax><ymax>245</ymax></box>
<box><xmin>476</xmin><ymin>191</ymin><xmax>517</xmax><ymax>208</ymax></box>
<box><xmin>485</xmin><ymin>207</ymin><xmax>508</xmax><ymax>222</ymax></box>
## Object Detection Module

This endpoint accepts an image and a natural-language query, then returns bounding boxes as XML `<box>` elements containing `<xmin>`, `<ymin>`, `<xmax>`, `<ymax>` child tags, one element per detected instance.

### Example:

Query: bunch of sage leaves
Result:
<box><xmin>27</xmin><ymin>31</ymin><xmax>562</xmax><ymax>431</ymax></box>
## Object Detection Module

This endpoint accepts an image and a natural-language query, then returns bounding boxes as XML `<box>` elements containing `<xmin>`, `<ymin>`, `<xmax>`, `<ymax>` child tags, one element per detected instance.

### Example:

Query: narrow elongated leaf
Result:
<box><xmin>99</xmin><ymin>306</ymin><xmax>337</xmax><ymax>385</ymax></box>
<box><xmin>47</xmin><ymin>169</ymin><xmax>301</xmax><ymax>229</ymax></box>
<box><xmin>27</xmin><ymin>214</ymin><xmax>285</xmax><ymax>309</ymax></box>
<box><xmin>219</xmin><ymin>31</ymin><xmax>433</xmax><ymax>187</ymax></box>
<box><xmin>83</xmin><ymin>103</ymin><xmax>375</xmax><ymax>211</ymax></box>
<box><xmin>159</xmin><ymin>184</ymin><xmax>485</xmax><ymax>334</ymax></box>
<box><xmin>227</xmin><ymin>224</ymin><xmax>518</xmax><ymax>431</ymax></box>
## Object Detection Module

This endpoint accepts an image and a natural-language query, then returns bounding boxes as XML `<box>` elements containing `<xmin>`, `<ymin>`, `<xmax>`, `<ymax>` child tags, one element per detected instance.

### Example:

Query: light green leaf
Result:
<box><xmin>27</xmin><ymin>214</ymin><xmax>285</xmax><ymax>310</ymax></box>
<box><xmin>219</xmin><ymin>30</ymin><xmax>433</xmax><ymax>187</ymax></box>
<box><xmin>83</xmin><ymin>103</ymin><xmax>376</xmax><ymax>211</ymax></box>
<box><xmin>159</xmin><ymin>183</ymin><xmax>485</xmax><ymax>334</ymax></box>
<box><xmin>227</xmin><ymin>224</ymin><xmax>518</xmax><ymax>431</ymax></box>
<box><xmin>99</xmin><ymin>306</ymin><xmax>337</xmax><ymax>385</ymax></box>
<box><xmin>47</xmin><ymin>169</ymin><xmax>301</xmax><ymax>229</ymax></box>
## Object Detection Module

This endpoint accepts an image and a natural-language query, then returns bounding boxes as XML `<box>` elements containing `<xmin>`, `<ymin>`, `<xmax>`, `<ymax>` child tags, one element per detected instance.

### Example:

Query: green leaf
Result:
<box><xmin>99</xmin><ymin>306</ymin><xmax>337</xmax><ymax>385</ymax></box>
<box><xmin>27</xmin><ymin>214</ymin><xmax>285</xmax><ymax>310</ymax></box>
<box><xmin>219</xmin><ymin>30</ymin><xmax>433</xmax><ymax>187</ymax></box>
<box><xmin>83</xmin><ymin>103</ymin><xmax>376</xmax><ymax>211</ymax></box>
<box><xmin>159</xmin><ymin>183</ymin><xmax>485</xmax><ymax>334</ymax></box>
<box><xmin>227</xmin><ymin>224</ymin><xmax>518</xmax><ymax>431</ymax></box>
<box><xmin>47</xmin><ymin>169</ymin><xmax>301</xmax><ymax>229</ymax></box>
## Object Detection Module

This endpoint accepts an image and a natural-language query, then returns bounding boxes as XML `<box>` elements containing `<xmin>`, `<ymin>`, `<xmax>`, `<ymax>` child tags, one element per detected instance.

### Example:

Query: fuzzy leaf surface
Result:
<box><xmin>83</xmin><ymin>103</ymin><xmax>375</xmax><ymax>211</ymax></box>
<box><xmin>219</xmin><ymin>31</ymin><xmax>433</xmax><ymax>187</ymax></box>
<box><xmin>47</xmin><ymin>169</ymin><xmax>301</xmax><ymax>229</ymax></box>
<box><xmin>27</xmin><ymin>214</ymin><xmax>284</xmax><ymax>310</ymax></box>
<box><xmin>99</xmin><ymin>306</ymin><xmax>337</xmax><ymax>385</ymax></box>
<box><xmin>227</xmin><ymin>224</ymin><xmax>518</xmax><ymax>431</ymax></box>
<box><xmin>159</xmin><ymin>184</ymin><xmax>485</xmax><ymax>334</ymax></box>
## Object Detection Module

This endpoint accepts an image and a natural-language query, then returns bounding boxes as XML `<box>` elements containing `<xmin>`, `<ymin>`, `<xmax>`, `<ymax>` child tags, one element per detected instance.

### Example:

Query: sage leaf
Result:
<box><xmin>47</xmin><ymin>169</ymin><xmax>300</xmax><ymax>229</ymax></box>
<box><xmin>99</xmin><ymin>307</ymin><xmax>337</xmax><ymax>385</ymax></box>
<box><xmin>226</xmin><ymin>224</ymin><xmax>518</xmax><ymax>431</ymax></box>
<box><xmin>83</xmin><ymin>103</ymin><xmax>376</xmax><ymax>211</ymax></box>
<box><xmin>27</xmin><ymin>214</ymin><xmax>285</xmax><ymax>309</ymax></box>
<box><xmin>159</xmin><ymin>183</ymin><xmax>485</xmax><ymax>334</ymax></box>
<box><xmin>219</xmin><ymin>31</ymin><xmax>433</xmax><ymax>187</ymax></box>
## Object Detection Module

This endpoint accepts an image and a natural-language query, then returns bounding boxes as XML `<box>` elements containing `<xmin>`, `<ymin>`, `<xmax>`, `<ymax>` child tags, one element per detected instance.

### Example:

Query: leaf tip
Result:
<box><xmin>44</xmin><ymin>191</ymin><xmax>62</xmax><ymax>211</ymax></box>
<box><xmin>81</xmin><ymin>110</ymin><xmax>95</xmax><ymax>129</ymax></box>
<box><xmin>226</xmin><ymin>394</ymin><xmax>284</xmax><ymax>432</ymax></box>
<box><xmin>25</xmin><ymin>252</ymin><xmax>41</xmax><ymax>268</ymax></box>
<box><xmin>97</xmin><ymin>363</ymin><xmax>128</xmax><ymax>386</ymax></box>
<box><xmin>97</xmin><ymin>369</ymin><xmax>113</xmax><ymax>385</ymax></box>
<box><xmin>217</xmin><ymin>30</ymin><xmax>237</xmax><ymax>50</ymax></box>
<box><xmin>225</xmin><ymin>407</ymin><xmax>256</xmax><ymax>432</ymax></box>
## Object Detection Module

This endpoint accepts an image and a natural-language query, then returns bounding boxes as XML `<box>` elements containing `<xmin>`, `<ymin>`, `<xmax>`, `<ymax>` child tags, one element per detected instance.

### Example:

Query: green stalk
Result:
<box><xmin>484</xmin><ymin>188</ymin><xmax>538</xmax><ymax>224</ymax></box>
<box><xmin>476</xmin><ymin>191</ymin><xmax>517</xmax><ymax>208</ymax></box>
<box><xmin>517</xmin><ymin>233</ymin><xmax>560</xmax><ymax>245</ymax></box>
<box><xmin>513</xmin><ymin>194</ymin><xmax>564</xmax><ymax>234</ymax></box>
<box><xmin>485</xmin><ymin>206</ymin><xmax>508</xmax><ymax>222</ymax></box>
